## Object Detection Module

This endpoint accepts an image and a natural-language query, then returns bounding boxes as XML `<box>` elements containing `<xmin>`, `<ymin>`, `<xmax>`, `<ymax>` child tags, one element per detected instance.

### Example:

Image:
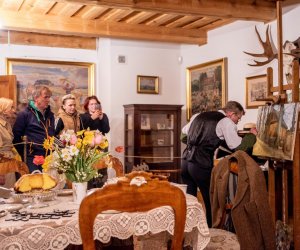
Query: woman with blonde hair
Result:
<box><xmin>55</xmin><ymin>94</ymin><xmax>82</xmax><ymax>136</ymax></box>
<box><xmin>0</xmin><ymin>97</ymin><xmax>18</xmax><ymax>187</ymax></box>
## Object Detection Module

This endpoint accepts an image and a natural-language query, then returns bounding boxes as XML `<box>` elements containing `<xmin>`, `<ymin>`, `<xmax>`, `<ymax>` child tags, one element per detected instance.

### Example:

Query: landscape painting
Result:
<box><xmin>253</xmin><ymin>103</ymin><xmax>299</xmax><ymax>160</ymax></box>
<box><xmin>6</xmin><ymin>58</ymin><xmax>94</xmax><ymax>114</ymax></box>
<box><xmin>186</xmin><ymin>58</ymin><xmax>227</xmax><ymax>120</ymax></box>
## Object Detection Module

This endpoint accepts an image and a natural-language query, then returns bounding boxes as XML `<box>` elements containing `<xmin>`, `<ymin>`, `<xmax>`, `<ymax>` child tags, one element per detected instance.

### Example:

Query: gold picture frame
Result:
<box><xmin>246</xmin><ymin>74</ymin><xmax>268</xmax><ymax>109</ymax></box>
<box><xmin>186</xmin><ymin>58</ymin><xmax>227</xmax><ymax>120</ymax></box>
<box><xmin>137</xmin><ymin>75</ymin><xmax>159</xmax><ymax>94</ymax></box>
<box><xmin>6</xmin><ymin>58</ymin><xmax>95</xmax><ymax>114</ymax></box>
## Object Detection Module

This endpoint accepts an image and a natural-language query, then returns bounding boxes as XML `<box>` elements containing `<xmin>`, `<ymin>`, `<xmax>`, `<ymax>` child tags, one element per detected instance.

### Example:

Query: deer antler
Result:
<box><xmin>244</xmin><ymin>25</ymin><xmax>278</xmax><ymax>66</ymax></box>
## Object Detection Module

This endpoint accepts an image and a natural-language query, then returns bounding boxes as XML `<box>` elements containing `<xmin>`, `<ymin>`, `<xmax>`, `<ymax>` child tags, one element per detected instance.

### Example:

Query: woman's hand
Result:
<box><xmin>91</xmin><ymin>110</ymin><xmax>104</xmax><ymax>120</ymax></box>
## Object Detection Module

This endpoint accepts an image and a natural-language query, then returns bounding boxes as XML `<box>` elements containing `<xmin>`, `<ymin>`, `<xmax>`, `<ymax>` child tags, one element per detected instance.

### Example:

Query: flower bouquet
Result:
<box><xmin>38</xmin><ymin>129</ymin><xmax>109</xmax><ymax>183</ymax></box>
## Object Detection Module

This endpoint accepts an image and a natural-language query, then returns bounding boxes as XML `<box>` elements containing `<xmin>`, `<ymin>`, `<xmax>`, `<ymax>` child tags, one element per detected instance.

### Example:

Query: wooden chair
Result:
<box><xmin>93</xmin><ymin>155</ymin><xmax>124</xmax><ymax>177</ymax></box>
<box><xmin>79</xmin><ymin>171</ymin><xmax>187</xmax><ymax>250</ymax></box>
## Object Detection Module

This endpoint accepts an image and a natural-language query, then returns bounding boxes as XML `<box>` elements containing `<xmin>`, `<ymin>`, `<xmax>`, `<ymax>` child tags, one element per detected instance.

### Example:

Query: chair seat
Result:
<box><xmin>205</xmin><ymin>228</ymin><xmax>240</xmax><ymax>250</ymax></box>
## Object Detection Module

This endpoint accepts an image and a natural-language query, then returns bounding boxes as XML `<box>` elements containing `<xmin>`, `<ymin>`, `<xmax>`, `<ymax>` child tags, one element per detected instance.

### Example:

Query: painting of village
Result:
<box><xmin>7</xmin><ymin>59</ymin><xmax>94</xmax><ymax>114</ymax></box>
<box><xmin>186</xmin><ymin>58</ymin><xmax>227</xmax><ymax>120</ymax></box>
<box><xmin>253</xmin><ymin>103</ymin><xmax>299</xmax><ymax>161</ymax></box>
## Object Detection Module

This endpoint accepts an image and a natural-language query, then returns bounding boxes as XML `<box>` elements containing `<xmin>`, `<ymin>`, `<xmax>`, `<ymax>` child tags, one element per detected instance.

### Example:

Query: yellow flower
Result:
<box><xmin>42</xmin><ymin>154</ymin><xmax>53</xmax><ymax>172</ymax></box>
<box><xmin>43</xmin><ymin>137</ymin><xmax>54</xmax><ymax>151</ymax></box>
<box><xmin>99</xmin><ymin>139</ymin><xmax>109</xmax><ymax>149</ymax></box>
<box><xmin>76</xmin><ymin>138</ymin><xmax>82</xmax><ymax>148</ymax></box>
<box><xmin>77</xmin><ymin>130</ymin><xmax>85</xmax><ymax>136</ymax></box>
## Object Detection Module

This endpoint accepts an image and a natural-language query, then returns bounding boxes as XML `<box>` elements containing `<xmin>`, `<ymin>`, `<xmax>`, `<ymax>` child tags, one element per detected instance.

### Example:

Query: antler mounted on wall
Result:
<box><xmin>244</xmin><ymin>25</ymin><xmax>278</xmax><ymax>66</ymax></box>
<box><xmin>244</xmin><ymin>25</ymin><xmax>300</xmax><ymax>67</ymax></box>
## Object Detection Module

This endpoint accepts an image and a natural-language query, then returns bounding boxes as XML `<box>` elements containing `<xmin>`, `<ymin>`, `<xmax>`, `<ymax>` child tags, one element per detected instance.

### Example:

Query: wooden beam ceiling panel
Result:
<box><xmin>97</xmin><ymin>8</ymin><xmax>134</xmax><ymax>22</ymax></box>
<box><xmin>1</xmin><ymin>0</ymin><xmax>23</xmax><ymax>11</ymax></box>
<box><xmin>56</xmin><ymin>2</ymin><xmax>84</xmax><ymax>16</ymax></box>
<box><xmin>75</xmin><ymin>5</ymin><xmax>110</xmax><ymax>19</ymax></box>
<box><xmin>182</xmin><ymin>17</ymin><xmax>216</xmax><ymax>29</ymax></box>
<box><xmin>145</xmin><ymin>13</ymin><xmax>179</xmax><ymax>27</ymax></box>
<box><xmin>0</xmin><ymin>9</ymin><xmax>206</xmax><ymax>44</ymax></box>
<box><xmin>122</xmin><ymin>11</ymin><xmax>157</xmax><ymax>24</ymax></box>
<box><xmin>29</xmin><ymin>0</ymin><xmax>55</xmax><ymax>15</ymax></box>
<box><xmin>165</xmin><ymin>16</ymin><xmax>201</xmax><ymax>28</ymax></box>
<box><xmin>0</xmin><ymin>30</ymin><xmax>96</xmax><ymax>49</ymax></box>
<box><xmin>45</xmin><ymin>2</ymin><xmax>66</xmax><ymax>15</ymax></box>
<box><xmin>62</xmin><ymin>0</ymin><xmax>276</xmax><ymax>21</ymax></box>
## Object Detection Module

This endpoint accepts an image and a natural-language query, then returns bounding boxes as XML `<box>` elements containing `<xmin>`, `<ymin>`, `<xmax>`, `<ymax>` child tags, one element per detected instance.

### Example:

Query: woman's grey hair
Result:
<box><xmin>31</xmin><ymin>86</ymin><xmax>52</xmax><ymax>100</ymax></box>
<box><xmin>222</xmin><ymin>101</ymin><xmax>245</xmax><ymax>115</ymax></box>
<box><xmin>61</xmin><ymin>94</ymin><xmax>76</xmax><ymax>105</ymax></box>
<box><xmin>0</xmin><ymin>97</ymin><xmax>13</xmax><ymax>114</ymax></box>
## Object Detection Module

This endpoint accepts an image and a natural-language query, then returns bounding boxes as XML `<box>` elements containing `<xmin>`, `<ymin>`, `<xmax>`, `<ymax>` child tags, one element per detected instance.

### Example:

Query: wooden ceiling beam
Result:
<box><xmin>0</xmin><ymin>30</ymin><xmax>96</xmax><ymax>49</ymax></box>
<box><xmin>59</xmin><ymin>0</ymin><xmax>277</xmax><ymax>22</ymax></box>
<box><xmin>0</xmin><ymin>9</ymin><xmax>207</xmax><ymax>44</ymax></box>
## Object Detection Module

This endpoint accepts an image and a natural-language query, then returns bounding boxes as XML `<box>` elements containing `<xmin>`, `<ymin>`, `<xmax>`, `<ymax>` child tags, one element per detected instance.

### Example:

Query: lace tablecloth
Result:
<box><xmin>0</xmin><ymin>194</ymin><xmax>210</xmax><ymax>250</ymax></box>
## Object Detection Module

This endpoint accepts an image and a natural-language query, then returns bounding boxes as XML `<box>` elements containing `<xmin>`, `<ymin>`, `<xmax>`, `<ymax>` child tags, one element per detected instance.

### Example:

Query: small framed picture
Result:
<box><xmin>137</xmin><ymin>75</ymin><xmax>159</xmax><ymax>94</ymax></box>
<box><xmin>246</xmin><ymin>74</ymin><xmax>268</xmax><ymax>109</ymax></box>
<box><xmin>141</xmin><ymin>114</ymin><xmax>150</xmax><ymax>130</ymax></box>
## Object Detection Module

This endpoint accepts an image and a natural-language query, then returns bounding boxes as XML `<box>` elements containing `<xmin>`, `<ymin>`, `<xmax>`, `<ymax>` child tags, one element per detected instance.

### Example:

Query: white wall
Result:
<box><xmin>180</xmin><ymin>4</ymin><xmax>300</xmax><ymax>130</ymax></box>
<box><xmin>0</xmin><ymin>4</ymin><xmax>299</xmax><ymax>156</ymax></box>
<box><xmin>100</xmin><ymin>39</ymin><xmax>182</xmax><ymax>151</ymax></box>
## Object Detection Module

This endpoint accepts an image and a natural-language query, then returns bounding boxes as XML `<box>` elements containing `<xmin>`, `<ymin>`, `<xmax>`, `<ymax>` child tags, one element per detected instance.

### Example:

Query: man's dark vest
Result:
<box><xmin>183</xmin><ymin>111</ymin><xmax>225</xmax><ymax>169</ymax></box>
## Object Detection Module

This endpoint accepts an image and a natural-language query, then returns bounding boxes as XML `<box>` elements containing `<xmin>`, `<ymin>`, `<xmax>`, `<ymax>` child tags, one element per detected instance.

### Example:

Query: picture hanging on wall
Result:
<box><xmin>253</xmin><ymin>103</ymin><xmax>299</xmax><ymax>161</ymax></box>
<box><xmin>246</xmin><ymin>74</ymin><xmax>268</xmax><ymax>109</ymax></box>
<box><xmin>137</xmin><ymin>75</ymin><xmax>159</xmax><ymax>94</ymax></box>
<box><xmin>6</xmin><ymin>58</ymin><xmax>95</xmax><ymax>114</ymax></box>
<box><xmin>186</xmin><ymin>58</ymin><xmax>227</xmax><ymax>120</ymax></box>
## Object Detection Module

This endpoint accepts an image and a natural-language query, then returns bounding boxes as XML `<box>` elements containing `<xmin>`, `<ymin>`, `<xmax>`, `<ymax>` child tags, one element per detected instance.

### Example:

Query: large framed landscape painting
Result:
<box><xmin>253</xmin><ymin>103</ymin><xmax>299</xmax><ymax>160</ymax></box>
<box><xmin>6</xmin><ymin>58</ymin><xmax>95</xmax><ymax>114</ymax></box>
<box><xmin>186</xmin><ymin>58</ymin><xmax>227</xmax><ymax>120</ymax></box>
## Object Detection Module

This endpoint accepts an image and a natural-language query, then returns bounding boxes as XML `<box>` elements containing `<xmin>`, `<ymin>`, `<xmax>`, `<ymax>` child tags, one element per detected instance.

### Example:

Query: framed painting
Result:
<box><xmin>246</xmin><ymin>74</ymin><xmax>268</xmax><ymax>109</ymax></box>
<box><xmin>6</xmin><ymin>58</ymin><xmax>95</xmax><ymax>114</ymax></box>
<box><xmin>137</xmin><ymin>75</ymin><xmax>159</xmax><ymax>94</ymax></box>
<box><xmin>186</xmin><ymin>58</ymin><xmax>227</xmax><ymax>120</ymax></box>
<box><xmin>253</xmin><ymin>103</ymin><xmax>299</xmax><ymax>160</ymax></box>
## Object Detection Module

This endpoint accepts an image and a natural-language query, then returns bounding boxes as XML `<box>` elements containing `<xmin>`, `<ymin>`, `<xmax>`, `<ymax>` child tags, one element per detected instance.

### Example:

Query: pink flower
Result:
<box><xmin>33</xmin><ymin>155</ymin><xmax>45</xmax><ymax>166</ymax></box>
<box><xmin>94</xmin><ymin>134</ymin><xmax>103</xmax><ymax>145</ymax></box>
<box><xmin>115</xmin><ymin>146</ymin><xmax>124</xmax><ymax>153</ymax></box>
<box><xmin>70</xmin><ymin>135</ymin><xmax>77</xmax><ymax>145</ymax></box>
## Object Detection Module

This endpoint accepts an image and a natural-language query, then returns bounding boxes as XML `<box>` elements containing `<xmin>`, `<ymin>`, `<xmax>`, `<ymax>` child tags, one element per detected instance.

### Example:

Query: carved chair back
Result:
<box><xmin>79</xmin><ymin>171</ymin><xmax>187</xmax><ymax>250</ymax></box>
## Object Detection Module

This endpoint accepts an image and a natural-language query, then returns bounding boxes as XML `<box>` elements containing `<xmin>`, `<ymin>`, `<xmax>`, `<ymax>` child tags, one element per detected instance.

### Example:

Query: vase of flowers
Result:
<box><xmin>39</xmin><ymin>129</ymin><xmax>109</xmax><ymax>204</ymax></box>
<box><xmin>72</xmin><ymin>181</ymin><xmax>88</xmax><ymax>204</ymax></box>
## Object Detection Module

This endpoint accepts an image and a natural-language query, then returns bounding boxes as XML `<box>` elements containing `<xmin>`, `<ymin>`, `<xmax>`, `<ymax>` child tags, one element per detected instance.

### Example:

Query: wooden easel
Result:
<box><xmin>266</xmin><ymin>59</ymin><xmax>300</xmax><ymax>250</ymax></box>
<box><xmin>262</xmin><ymin>1</ymin><xmax>300</xmax><ymax>248</ymax></box>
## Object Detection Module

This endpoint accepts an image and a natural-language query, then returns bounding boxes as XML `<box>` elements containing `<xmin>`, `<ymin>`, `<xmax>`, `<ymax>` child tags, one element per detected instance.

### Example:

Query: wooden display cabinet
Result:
<box><xmin>123</xmin><ymin>104</ymin><xmax>183</xmax><ymax>182</ymax></box>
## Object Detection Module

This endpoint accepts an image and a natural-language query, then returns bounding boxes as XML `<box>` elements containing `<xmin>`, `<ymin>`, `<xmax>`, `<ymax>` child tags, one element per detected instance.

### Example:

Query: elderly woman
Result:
<box><xmin>0</xmin><ymin>97</ymin><xmax>17</xmax><ymax>188</ymax></box>
<box><xmin>55</xmin><ymin>94</ymin><xmax>82</xmax><ymax>136</ymax></box>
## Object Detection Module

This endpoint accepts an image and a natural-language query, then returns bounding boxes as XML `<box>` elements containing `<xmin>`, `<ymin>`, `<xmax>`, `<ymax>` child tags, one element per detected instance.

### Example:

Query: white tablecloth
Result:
<box><xmin>0</xmin><ymin>194</ymin><xmax>210</xmax><ymax>250</ymax></box>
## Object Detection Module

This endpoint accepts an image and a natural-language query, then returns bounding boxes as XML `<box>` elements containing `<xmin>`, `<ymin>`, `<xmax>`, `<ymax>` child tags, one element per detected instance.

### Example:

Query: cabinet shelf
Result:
<box><xmin>141</xmin><ymin>145</ymin><xmax>173</xmax><ymax>148</ymax></box>
<box><xmin>124</xmin><ymin>104</ymin><xmax>182</xmax><ymax>182</ymax></box>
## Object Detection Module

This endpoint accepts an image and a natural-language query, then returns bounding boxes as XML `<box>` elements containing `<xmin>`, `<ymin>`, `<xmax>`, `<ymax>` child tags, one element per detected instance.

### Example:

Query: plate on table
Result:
<box><xmin>0</xmin><ymin>204</ymin><xmax>23</xmax><ymax>212</ymax></box>
<box><xmin>57</xmin><ymin>189</ymin><xmax>73</xmax><ymax>196</ymax></box>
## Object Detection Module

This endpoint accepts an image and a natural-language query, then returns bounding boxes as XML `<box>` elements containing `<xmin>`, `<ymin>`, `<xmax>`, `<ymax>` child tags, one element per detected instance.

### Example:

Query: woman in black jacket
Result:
<box><xmin>80</xmin><ymin>95</ymin><xmax>110</xmax><ymax>189</ymax></box>
<box><xmin>80</xmin><ymin>96</ymin><xmax>110</xmax><ymax>135</ymax></box>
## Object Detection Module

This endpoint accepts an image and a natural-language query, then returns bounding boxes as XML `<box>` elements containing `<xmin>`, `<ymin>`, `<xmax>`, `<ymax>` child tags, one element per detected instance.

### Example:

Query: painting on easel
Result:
<box><xmin>253</xmin><ymin>103</ymin><xmax>299</xmax><ymax>161</ymax></box>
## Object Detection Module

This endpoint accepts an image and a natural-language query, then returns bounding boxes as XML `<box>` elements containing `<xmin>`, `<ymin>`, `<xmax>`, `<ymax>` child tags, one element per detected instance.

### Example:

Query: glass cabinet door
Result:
<box><xmin>140</xmin><ymin>113</ymin><xmax>174</xmax><ymax>164</ymax></box>
<box><xmin>124</xmin><ymin>104</ymin><xmax>182</xmax><ymax>177</ymax></box>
